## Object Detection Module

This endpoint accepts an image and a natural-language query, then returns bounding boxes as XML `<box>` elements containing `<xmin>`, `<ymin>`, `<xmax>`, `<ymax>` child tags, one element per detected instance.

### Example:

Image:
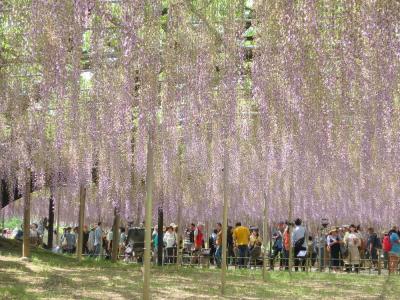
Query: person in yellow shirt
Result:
<box><xmin>233</xmin><ymin>222</ymin><xmax>250</xmax><ymax>268</ymax></box>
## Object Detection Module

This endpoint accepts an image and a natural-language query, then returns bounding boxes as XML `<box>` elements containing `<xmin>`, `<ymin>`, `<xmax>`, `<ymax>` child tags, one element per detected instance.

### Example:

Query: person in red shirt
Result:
<box><xmin>282</xmin><ymin>222</ymin><xmax>291</xmax><ymax>270</ymax></box>
<box><xmin>194</xmin><ymin>223</ymin><xmax>204</xmax><ymax>250</ymax></box>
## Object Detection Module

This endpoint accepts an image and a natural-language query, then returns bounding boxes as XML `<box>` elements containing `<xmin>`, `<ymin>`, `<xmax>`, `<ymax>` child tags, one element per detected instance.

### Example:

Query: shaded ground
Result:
<box><xmin>0</xmin><ymin>238</ymin><xmax>399</xmax><ymax>299</ymax></box>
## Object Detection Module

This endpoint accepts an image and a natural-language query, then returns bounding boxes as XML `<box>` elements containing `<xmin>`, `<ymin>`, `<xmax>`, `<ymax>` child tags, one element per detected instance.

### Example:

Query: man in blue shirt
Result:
<box><xmin>389</xmin><ymin>231</ymin><xmax>400</xmax><ymax>274</ymax></box>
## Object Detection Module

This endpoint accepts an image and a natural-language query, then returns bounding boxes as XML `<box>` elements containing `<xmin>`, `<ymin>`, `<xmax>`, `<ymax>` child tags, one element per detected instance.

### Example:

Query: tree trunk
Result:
<box><xmin>221</xmin><ymin>147</ymin><xmax>229</xmax><ymax>295</ymax></box>
<box><xmin>77</xmin><ymin>185</ymin><xmax>86</xmax><ymax>261</ymax></box>
<box><xmin>22</xmin><ymin>168</ymin><xmax>31</xmax><ymax>258</ymax></box>
<box><xmin>56</xmin><ymin>188</ymin><xmax>61</xmax><ymax>246</ymax></box>
<box><xmin>157</xmin><ymin>206</ymin><xmax>163</xmax><ymax>266</ymax></box>
<box><xmin>47</xmin><ymin>193</ymin><xmax>55</xmax><ymax>249</ymax></box>
<box><xmin>143</xmin><ymin>130</ymin><xmax>155</xmax><ymax>300</ymax></box>
<box><xmin>111</xmin><ymin>208</ymin><xmax>120</xmax><ymax>262</ymax></box>
<box><xmin>262</xmin><ymin>191</ymin><xmax>269</xmax><ymax>281</ymax></box>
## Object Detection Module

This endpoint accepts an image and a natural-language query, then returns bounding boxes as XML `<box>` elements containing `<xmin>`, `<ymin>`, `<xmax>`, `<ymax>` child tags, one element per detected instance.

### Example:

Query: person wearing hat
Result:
<box><xmin>163</xmin><ymin>226</ymin><xmax>177</xmax><ymax>264</ymax></box>
<box><xmin>327</xmin><ymin>228</ymin><xmax>342</xmax><ymax>272</ymax></box>
<box><xmin>344</xmin><ymin>224</ymin><xmax>361</xmax><ymax>273</ymax></box>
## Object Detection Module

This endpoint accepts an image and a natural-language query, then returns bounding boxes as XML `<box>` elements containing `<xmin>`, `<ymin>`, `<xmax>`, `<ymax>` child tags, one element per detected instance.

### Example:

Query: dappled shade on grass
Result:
<box><xmin>1</xmin><ymin>237</ymin><xmax>400</xmax><ymax>299</ymax></box>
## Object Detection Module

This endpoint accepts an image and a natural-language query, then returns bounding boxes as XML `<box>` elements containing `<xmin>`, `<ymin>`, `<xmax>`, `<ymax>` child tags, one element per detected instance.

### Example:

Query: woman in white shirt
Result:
<box><xmin>344</xmin><ymin>224</ymin><xmax>361</xmax><ymax>273</ymax></box>
<box><xmin>163</xmin><ymin>226</ymin><xmax>177</xmax><ymax>264</ymax></box>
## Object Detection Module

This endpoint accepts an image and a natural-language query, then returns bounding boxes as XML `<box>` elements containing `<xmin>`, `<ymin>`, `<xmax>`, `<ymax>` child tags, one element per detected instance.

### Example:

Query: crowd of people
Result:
<box><xmin>3</xmin><ymin>217</ymin><xmax>400</xmax><ymax>274</ymax></box>
<box><xmin>153</xmin><ymin>219</ymin><xmax>400</xmax><ymax>274</ymax></box>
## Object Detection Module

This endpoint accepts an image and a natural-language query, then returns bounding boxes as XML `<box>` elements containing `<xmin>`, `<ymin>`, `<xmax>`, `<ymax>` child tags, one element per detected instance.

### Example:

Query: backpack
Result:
<box><xmin>383</xmin><ymin>235</ymin><xmax>392</xmax><ymax>252</ymax></box>
<box><xmin>294</xmin><ymin>237</ymin><xmax>305</xmax><ymax>254</ymax></box>
<box><xmin>273</xmin><ymin>237</ymin><xmax>283</xmax><ymax>252</ymax></box>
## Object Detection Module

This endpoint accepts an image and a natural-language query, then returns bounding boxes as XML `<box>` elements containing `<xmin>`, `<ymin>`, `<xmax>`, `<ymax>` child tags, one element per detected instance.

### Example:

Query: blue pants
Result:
<box><xmin>94</xmin><ymin>244</ymin><xmax>101</xmax><ymax>256</ymax></box>
<box><xmin>215</xmin><ymin>246</ymin><xmax>222</xmax><ymax>267</ymax></box>
<box><xmin>237</xmin><ymin>245</ymin><xmax>248</xmax><ymax>268</ymax></box>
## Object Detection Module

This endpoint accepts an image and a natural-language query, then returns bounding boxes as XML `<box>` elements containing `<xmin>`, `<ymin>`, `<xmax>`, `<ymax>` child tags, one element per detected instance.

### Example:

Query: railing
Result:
<box><xmin>29</xmin><ymin>242</ymin><xmax>400</xmax><ymax>275</ymax></box>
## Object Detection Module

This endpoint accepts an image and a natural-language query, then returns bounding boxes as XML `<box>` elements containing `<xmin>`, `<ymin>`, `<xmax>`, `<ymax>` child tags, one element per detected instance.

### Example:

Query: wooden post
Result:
<box><xmin>262</xmin><ymin>191</ymin><xmax>269</xmax><ymax>281</ymax></box>
<box><xmin>143</xmin><ymin>130</ymin><xmax>155</xmax><ymax>300</ymax></box>
<box><xmin>77</xmin><ymin>185</ymin><xmax>86</xmax><ymax>262</ymax></box>
<box><xmin>221</xmin><ymin>147</ymin><xmax>229</xmax><ymax>295</ymax></box>
<box><xmin>111</xmin><ymin>207</ymin><xmax>120</xmax><ymax>262</ymax></box>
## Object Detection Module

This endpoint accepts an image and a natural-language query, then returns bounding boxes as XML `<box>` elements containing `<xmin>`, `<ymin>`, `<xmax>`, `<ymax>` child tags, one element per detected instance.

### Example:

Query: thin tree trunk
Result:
<box><xmin>48</xmin><ymin>193</ymin><xmax>55</xmax><ymax>249</ymax></box>
<box><xmin>262</xmin><ymin>191</ymin><xmax>269</xmax><ymax>281</ymax></box>
<box><xmin>221</xmin><ymin>147</ymin><xmax>229</xmax><ymax>295</ymax></box>
<box><xmin>56</xmin><ymin>187</ymin><xmax>61</xmax><ymax>246</ymax></box>
<box><xmin>288</xmin><ymin>169</ymin><xmax>294</xmax><ymax>273</ymax></box>
<box><xmin>176</xmin><ymin>203</ymin><xmax>182</xmax><ymax>265</ymax></box>
<box><xmin>111</xmin><ymin>208</ymin><xmax>120</xmax><ymax>262</ymax></box>
<box><xmin>22</xmin><ymin>168</ymin><xmax>31</xmax><ymax>258</ymax></box>
<box><xmin>77</xmin><ymin>185</ymin><xmax>86</xmax><ymax>262</ymax></box>
<box><xmin>143</xmin><ymin>130</ymin><xmax>155</xmax><ymax>300</ymax></box>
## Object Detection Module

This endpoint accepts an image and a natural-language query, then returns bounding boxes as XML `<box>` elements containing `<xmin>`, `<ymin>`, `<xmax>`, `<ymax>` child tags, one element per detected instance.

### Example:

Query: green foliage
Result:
<box><xmin>2</xmin><ymin>217</ymin><xmax>22</xmax><ymax>230</ymax></box>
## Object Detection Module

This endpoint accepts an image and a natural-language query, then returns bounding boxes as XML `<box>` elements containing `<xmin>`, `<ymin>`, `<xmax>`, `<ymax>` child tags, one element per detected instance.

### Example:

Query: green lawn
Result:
<box><xmin>0</xmin><ymin>237</ymin><xmax>399</xmax><ymax>299</ymax></box>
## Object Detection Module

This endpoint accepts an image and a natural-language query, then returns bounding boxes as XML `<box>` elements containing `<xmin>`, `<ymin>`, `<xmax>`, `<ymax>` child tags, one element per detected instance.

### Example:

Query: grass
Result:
<box><xmin>1</xmin><ymin>237</ymin><xmax>400</xmax><ymax>299</ymax></box>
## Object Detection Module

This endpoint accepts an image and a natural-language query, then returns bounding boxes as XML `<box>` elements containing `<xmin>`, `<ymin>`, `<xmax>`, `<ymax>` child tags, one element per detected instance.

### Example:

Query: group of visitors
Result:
<box><xmin>60</xmin><ymin>222</ymin><xmax>123</xmax><ymax>258</ymax></box>
<box><xmin>5</xmin><ymin>216</ymin><xmax>400</xmax><ymax>274</ymax></box>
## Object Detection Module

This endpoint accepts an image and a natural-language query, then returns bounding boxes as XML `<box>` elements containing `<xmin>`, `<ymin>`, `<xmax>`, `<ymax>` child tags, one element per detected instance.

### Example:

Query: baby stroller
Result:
<box><xmin>124</xmin><ymin>227</ymin><xmax>145</xmax><ymax>263</ymax></box>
